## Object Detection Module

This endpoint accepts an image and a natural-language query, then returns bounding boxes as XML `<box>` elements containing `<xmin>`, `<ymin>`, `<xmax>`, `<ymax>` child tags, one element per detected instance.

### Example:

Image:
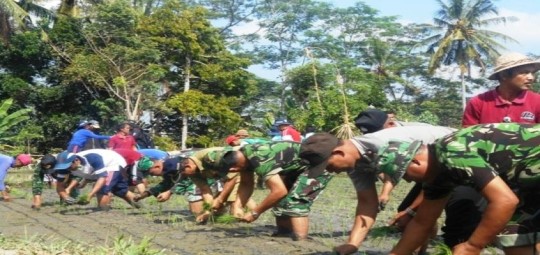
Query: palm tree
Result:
<box><xmin>419</xmin><ymin>0</ymin><xmax>517</xmax><ymax>110</ymax></box>
<box><xmin>364</xmin><ymin>38</ymin><xmax>421</xmax><ymax>101</ymax></box>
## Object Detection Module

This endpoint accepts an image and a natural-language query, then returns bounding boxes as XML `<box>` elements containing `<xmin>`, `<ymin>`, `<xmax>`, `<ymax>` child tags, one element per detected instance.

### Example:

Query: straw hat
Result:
<box><xmin>488</xmin><ymin>52</ymin><xmax>540</xmax><ymax>80</ymax></box>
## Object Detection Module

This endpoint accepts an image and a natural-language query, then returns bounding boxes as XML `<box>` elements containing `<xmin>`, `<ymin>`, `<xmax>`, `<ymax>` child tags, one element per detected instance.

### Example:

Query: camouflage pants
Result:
<box><xmin>496</xmin><ymin>191</ymin><xmax>540</xmax><ymax>248</ymax></box>
<box><xmin>31</xmin><ymin>168</ymin><xmax>46</xmax><ymax>195</ymax></box>
<box><xmin>272</xmin><ymin>169</ymin><xmax>333</xmax><ymax>217</ymax></box>
<box><xmin>172</xmin><ymin>178</ymin><xmax>223</xmax><ymax>202</ymax></box>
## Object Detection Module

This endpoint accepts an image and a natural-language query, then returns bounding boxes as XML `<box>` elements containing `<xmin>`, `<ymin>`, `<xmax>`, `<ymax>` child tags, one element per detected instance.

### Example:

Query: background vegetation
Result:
<box><xmin>0</xmin><ymin>0</ymin><xmax>537</xmax><ymax>154</ymax></box>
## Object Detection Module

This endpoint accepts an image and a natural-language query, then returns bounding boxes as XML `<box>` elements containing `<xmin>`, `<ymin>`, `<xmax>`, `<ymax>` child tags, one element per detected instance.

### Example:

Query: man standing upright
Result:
<box><xmin>463</xmin><ymin>52</ymin><xmax>540</xmax><ymax>126</ymax></box>
<box><xmin>109</xmin><ymin>122</ymin><xmax>137</xmax><ymax>150</ymax></box>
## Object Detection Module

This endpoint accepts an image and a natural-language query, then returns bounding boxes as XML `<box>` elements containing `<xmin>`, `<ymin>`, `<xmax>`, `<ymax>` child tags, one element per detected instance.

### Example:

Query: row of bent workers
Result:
<box><xmin>3</xmin><ymin>52</ymin><xmax>540</xmax><ymax>255</ymax></box>
<box><xmin>11</xmin><ymin>117</ymin><xmax>540</xmax><ymax>255</ymax></box>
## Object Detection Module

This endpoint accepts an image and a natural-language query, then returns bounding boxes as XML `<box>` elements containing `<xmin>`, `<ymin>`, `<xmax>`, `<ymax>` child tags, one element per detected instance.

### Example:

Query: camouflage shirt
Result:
<box><xmin>240</xmin><ymin>141</ymin><xmax>306</xmax><ymax>179</ymax></box>
<box><xmin>189</xmin><ymin>147</ymin><xmax>231</xmax><ymax>187</ymax></box>
<box><xmin>424</xmin><ymin>123</ymin><xmax>540</xmax><ymax>199</ymax></box>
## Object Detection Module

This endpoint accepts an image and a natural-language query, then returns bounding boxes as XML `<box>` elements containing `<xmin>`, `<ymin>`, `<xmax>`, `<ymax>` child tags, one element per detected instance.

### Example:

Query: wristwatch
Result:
<box><xmin>251</xmin><ymin>211</ymin><xmax>259</xmax><ymax>219</ymax></box>
<box><xmin>405</xmin><ymin>207</ymin><xmax>417</xmax><ymax>217</ymax></box>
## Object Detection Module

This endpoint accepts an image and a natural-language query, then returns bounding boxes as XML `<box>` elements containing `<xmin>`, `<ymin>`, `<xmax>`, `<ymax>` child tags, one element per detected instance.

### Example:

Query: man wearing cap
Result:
<box><xmin>463</xmin><ymin>52</ymin><xmax>540</xmax><ymax>126</ymax></box>
<box><xmin>230</xmin><ymin>129</ymin><xmax>270</xmax><ymax>145</ymax></box>
<box><xmin>386</xmin><ymin>123</ymin><xmax>540</xmax><ymax>255</ymax></box>
<box><xmin>0</xmin><ymin>153</ymin><xmax>32</xmax><ymax>201</ymax></box>
<box><xmin>54</xmin><ymin>149</ymin><xmax>140</xmax><ymax>209</ymax></box>
<box><xmin>67</xmin><ymin>120</ymin><xmax>111</xmax><ymax>152</ymax></box>
<box><xmin>274</xmin><ymin>119</ymin><xmax>302</xmax><ymax>142</ymax></box>
<box><xmin>31</xmin><ymin>154</ymin><xmax>57</xmax><ymax>209</ymax></box>
<box><xmin>356</xmin><ymin>108</ymin><xmax>487</xmax><ymax>252</ymax></box>
<box><xmin>220</xmin><ymin>141</ymin><xmax>332</xmax><ymax>241</ymax></box>
<box><xmin>300</xmin><ymin>123</ymin><xmax>455</xmax><ymax>254</ymax></box>
<box><xmin>354</xmin><ymin>108</ymin><xmax>430</xmax><ymax>134</ymax></box>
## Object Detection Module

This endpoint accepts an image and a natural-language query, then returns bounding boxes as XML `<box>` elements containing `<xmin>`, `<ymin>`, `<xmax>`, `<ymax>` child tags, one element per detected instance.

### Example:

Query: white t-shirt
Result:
<box><xmin>347</xmin><ymin>125</ymin><xmax>456</xmax><ymax>191</ymax></box>
<box><xmin>72</xmin><ymin>149</ymin><xmax>127</xmax><ymax>180</ymax></box>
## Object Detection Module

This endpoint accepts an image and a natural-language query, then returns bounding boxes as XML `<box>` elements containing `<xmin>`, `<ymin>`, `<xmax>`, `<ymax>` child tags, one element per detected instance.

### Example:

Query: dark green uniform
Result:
<box><xmin>429</xmin><ymin>123</ymin><xmax>540</xmax><ymax>248</ymax></box>
<box><xmin>32</xmin><ymin>164</ymin><xmax>50</xmax><ymax>195</ymax></box>
<box><xmin>241</xmin><ymin>142</ymin><xmax>333</xmax><ymax>217</ymax></box>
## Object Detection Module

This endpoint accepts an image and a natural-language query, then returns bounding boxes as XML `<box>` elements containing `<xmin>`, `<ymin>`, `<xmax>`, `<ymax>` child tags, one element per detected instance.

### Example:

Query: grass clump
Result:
<box><xmin>0</xmin><ymin>234</ymin><xmax>165</xmax><ymax>255</ymax></box>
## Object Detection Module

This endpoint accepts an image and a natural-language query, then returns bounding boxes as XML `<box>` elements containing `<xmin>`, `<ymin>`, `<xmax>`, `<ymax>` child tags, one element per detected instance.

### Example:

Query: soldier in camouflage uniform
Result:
<box><xmin>379</xmin><ymin>123</ymin><xmax>540</xmax><ymax>255</ymax></box>
<box><xmin>136</xmin><ymin>147</ymin><xmax>250</xmax><ymax>223</ymax></box>
<box><xmin>220</xmin><ymin>141</ymin><xmax>332</xmax><ymax>241</ymax></box>
<box><xmin>31</xmin><ymin>154</ymin><xmax>56</xmax><ymax>209</ymax></box>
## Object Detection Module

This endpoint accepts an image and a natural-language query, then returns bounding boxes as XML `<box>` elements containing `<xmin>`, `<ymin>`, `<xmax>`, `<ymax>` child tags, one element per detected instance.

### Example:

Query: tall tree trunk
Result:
<box><xmin>0</xmin><ymin>12</ymin><xmax>11</xmax><ymax>45</ymax></box>
<box><xmin>461</xmin><ymin>72</ymin><xmax>466</xmax><ymax>111</ymax></box>
<box><xmin>181</xmin><ymin>57</ymin><xmax>191</xmax><ymax>150</ymax></box>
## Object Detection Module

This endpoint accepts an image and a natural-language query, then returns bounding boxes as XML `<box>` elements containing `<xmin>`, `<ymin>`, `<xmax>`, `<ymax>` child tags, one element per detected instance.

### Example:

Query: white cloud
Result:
<box><xmin>486</xmin><ymin>9</ymin><xmax>540</xmax><ymax>54</ymax></box>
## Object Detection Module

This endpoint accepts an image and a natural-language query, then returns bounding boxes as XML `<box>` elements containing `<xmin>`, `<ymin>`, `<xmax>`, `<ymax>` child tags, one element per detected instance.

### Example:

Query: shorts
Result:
<box><xmin>226</xmin><ymin>172</ymin><xmax>240</xmax><ymax>202</ymax></box>
<box><xmin>272</xmin><ymin>169</ymin><xmax>333</xmax><ymax>217</ymax></box>
<box><xmin>100</xmin><ymin>171</ymin><xmax>129</xmax><ymax>198</ymax></box>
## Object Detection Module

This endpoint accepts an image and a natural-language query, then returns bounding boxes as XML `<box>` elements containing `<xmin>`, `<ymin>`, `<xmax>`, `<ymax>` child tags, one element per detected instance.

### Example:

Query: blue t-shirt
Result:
<box><xmin>138</xmin><ymin>149</ymin><xmax>169</xmax><ymax>160</ymax></box>
<box><xmin>0</xmin><ymin>154</ymin><xmax>14</xmax><ymax>191</ymax></box>
<box><xmin>68</xmin><ymin>129</ymin><xmax>110</xmax><ymax>148</ymax></box>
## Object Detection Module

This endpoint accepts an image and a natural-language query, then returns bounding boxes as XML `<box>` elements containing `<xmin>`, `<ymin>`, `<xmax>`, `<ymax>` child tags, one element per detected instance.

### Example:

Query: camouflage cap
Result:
<box><xmin>377</xmin><ymin>140</ymin><xmax>422</xmax><ymax>185</ymax></box>
<box><xmin>137</xmin><ymin>156</ymin><xmax>154</xmax><ymax>172</ymax></box>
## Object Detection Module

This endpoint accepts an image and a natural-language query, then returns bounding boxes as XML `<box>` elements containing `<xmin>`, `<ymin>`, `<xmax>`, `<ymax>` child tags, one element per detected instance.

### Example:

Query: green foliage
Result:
<box><xmin>0</xmin><ymin>234</ymin><xmax>165</xmax><ymax>255</ymax></box>
<box><xmin>419</xmin><ymin>0</ymin><xmax>518</xmax><ymax>109</ymax></box>
<box><xmin>0</xmin><ymin>98</ymin><xmax>31</xmax><ymax>143</ymax></box>
<box><xmin>166</xmin><ymin>90</ymin><xmax>242</xmax><ymax>146</ymax></box>
<box><xmin>60</xmin><ymin>0</ymin><xmax>166</xmax><ymax>121</ymax></box>
<box><xmin>152</xmin><ymin>135</ymin><xmax>179</xmax><ymax>151</ymax></box>
<box><xmin>107</xmin><ymin>235</ymin><xmax>164</xmax><ymax>255</ymax></box>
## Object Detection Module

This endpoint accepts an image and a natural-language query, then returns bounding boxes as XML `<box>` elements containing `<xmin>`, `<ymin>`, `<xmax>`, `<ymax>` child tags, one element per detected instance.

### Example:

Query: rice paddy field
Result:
<box><xmin>0</xmin><ymin>167</ymin><xmax>503</xmax><ymax>254</ymax></box>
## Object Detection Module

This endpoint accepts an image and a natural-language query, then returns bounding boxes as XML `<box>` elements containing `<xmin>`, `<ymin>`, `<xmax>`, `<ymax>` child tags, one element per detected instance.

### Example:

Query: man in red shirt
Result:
<box><xmin>275</xmin><ymin>119</ymin><xmax>302</xmax><ymax>142</ymax></box>
<box><xmin>463</xmin><ymin>52</ymin><xmax>540</xmax><ymax>126</ymax></box>
<box><xmin>108</xmin><ymin>122</ymin><xmax>137</xmax><ymax>150</ymax></box>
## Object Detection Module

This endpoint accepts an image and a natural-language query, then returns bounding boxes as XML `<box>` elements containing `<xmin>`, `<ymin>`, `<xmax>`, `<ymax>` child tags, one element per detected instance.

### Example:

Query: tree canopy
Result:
<box><xmin>0</xmin><ymin>0</ymin><xmax>530</xmax><ymax>153</ymax></box>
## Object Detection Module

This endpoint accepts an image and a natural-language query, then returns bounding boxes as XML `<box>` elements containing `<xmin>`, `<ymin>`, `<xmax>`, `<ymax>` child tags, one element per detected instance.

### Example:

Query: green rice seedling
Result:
<box><xmin>369</xmin><ymin>226</ymin><xmax>399</xmax><ymax>247</ymax></box>
<box><xmin>77</xmin><ymin>193</ymin><xmax>90</xmax><ymax>205</ymax></box>
<box><xmin>201</xmin><ymin>201</ymin><xmax>215</xmax><ymax>223</ymax></box>
<box><xmin>431</xmin><ymin>241</ymin><xmax>452</xmax><ymax>255</ymax></box>
<box><xmin>104</xmin><ymin>235</ymin><xmax>165</xmax><ymax>255</ymax></box>
<box><xmin>214</xmin><ymin>213</ymin><xmax>238</xmax><ymax>224</ymax></box>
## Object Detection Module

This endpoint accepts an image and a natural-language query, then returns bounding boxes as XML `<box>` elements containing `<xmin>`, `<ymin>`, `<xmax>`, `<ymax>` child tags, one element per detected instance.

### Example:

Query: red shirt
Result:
<box><xmin>281</xmin><ymin>126</ymin><xmax>302</xmax><ymax>142</ymax></box>
<box><xmin>113</xmin><ymin>149</ymin><xmax>142</xmax><ymax>165</ymax></box>
<box><xmin>462</xmin><ymin>88</ymin><xmax>540</xmax><ymax>127</ymax></box>
<box><xmin>109</xmin><ymin>134</ymin><xmax>137</xmax><ymax>150</ymax></box>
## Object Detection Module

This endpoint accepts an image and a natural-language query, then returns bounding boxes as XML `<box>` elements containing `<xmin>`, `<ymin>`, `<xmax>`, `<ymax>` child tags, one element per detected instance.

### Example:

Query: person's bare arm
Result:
<box><xmin>241</xmin><ymin>174</ymin><xmax>287</xmax><ymax>223</ymax></box>
<box><xmin>390</xmin><ymin>195</ymin><xmax>449</xmax><ymax>254</ymax></box>
<box><xmin>378</xmin><ymin>174</ymin><xmax>394</xmax><ymax>208</ymax></box>
<box><xmin>388</xmin><ymin>190</ymin><xmax>425</xmax><ymax>228</ymax></box>
<box><xmin>213</xmin><ymin>175</ymin><xmax>237</xmax><ymax>210</ymax></box>
<box><xmin>88</xmin><ymin>177</ymin><xmax>106</xmax><ymax>200</ymax></box>
<box><xmin>333</xmin><ymin>186</ymin><xmax>379</xmax><ymax>255</ymax></box>
<box><xmin>232</xmin><ymin>170</ymin><xmax>255</xmax><ymax>217</ymax></box>
<box><xmin>453</xmin><ymin>177</ymin><xmax>518</xmax><ymax>255</ymax></box>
